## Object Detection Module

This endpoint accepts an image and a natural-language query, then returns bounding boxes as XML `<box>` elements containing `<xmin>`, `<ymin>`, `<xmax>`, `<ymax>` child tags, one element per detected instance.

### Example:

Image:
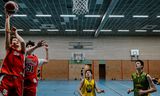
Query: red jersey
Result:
<box><xmin>0</xmin><ymin>47</ymin><xmax>25</xmax><ymax>77</ymax></box>
<box><xmin>25</xmin><ymin>54</ymin><xmax>38</xmax><ymax>80</ymax></box>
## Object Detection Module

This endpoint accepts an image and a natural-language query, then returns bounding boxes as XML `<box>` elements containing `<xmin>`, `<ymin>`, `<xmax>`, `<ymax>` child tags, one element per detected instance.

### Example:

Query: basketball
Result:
<box><xmin>4</xmin><ymin>1</ymin><xmax>18</xmax><ymax>14</ymax></box>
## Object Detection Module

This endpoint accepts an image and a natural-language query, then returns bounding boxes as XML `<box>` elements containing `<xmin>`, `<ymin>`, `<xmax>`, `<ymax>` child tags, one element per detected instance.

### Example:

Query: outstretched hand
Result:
<box><xmin>11</xmin><ymin>26</ymin><xmax>17</xmax><ymax>34</ymax></box>
<box><xmin>101</xmin><ymin>90</ymin><xmax>105</xmax><ymax>93</ymax></box>
<box><xmin>97</xmin><ymin>89</ymin><xmax>105</xmax><ymax>93</ymax></box>
<box><xmin>127</xmin><ymin>89</ymin><xmax>132</xmax><ymax>94</ymax></box>
<box><xmin>36</xmin><ymin>40</ymin><xmax>45</xmax><ymax>48</ymax></box>
<box><xmin>5</xmin><ymin>9</ymin><xmax>12</xmax><ymax>17</ymax></box>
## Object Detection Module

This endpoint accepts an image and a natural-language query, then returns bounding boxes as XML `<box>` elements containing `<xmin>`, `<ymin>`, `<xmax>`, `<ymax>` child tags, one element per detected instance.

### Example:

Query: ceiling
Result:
<box><xmin>0</xmin><ymin>0</ymin><xmax>160</xmax><ymax>37</ymax></box>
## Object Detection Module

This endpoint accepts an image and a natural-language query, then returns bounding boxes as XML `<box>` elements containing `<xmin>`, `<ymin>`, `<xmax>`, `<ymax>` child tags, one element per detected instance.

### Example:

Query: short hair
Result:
<box><xmin>26</xmin><ymin>40</ymin><xmax>35</xmax><ymax>47</ymax></box>
<box><xmin>135</xmin><ymin>60</ymin><xmax>144</xmax><ymax>67</ymax></box>
<box><xmin>10</xmin><ymin>35</ymin><xmax>16</xmax><ymax>42</ymax></box>
<box><xmin>85</xmin><ymin>69</ymin><xmax>92</xmax><ymax>74</ymax></box>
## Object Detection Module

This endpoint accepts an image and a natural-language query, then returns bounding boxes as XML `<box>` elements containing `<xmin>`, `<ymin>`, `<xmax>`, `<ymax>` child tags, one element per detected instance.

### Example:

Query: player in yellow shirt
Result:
<box><xmin>78</xmin><ymin>69</ymin><xmax>104</xmax><ymax>96</ymax></box>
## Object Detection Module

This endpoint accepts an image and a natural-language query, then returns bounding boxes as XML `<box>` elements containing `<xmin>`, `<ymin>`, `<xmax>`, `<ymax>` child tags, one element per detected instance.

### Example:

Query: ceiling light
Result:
<box><xmin>36</xmin><ymin>14</ymin><xmax>51</xmax><ymax>17</ymax></box>
<box><xmin>135</xmin><ymin>30</ymin><xmax>147</xmax><ymax>32</ymax></box>
<box><xmin>83</xmin><ymin>30</ymin><xmax>95</xmax><ymax>32</ymax></box>
<box><xmin>47</xmin><ymin>29</ymin><xmax>59</xmax><ymax>31</ymax></box>
<box><xmin>60</xmin><ymin>15</ymin><xmax>76</xmax><ymax>17</ymax></box>
<box><xmin>109</xmin><ymin>15</ymin><xmax>124</xmax><ymax>18</ymax></box>
<box><xmin>133</xmin><ymin>15</ymin><xmax>148</xmax><ymax>18</ymax></box>
<box><xmin>100</xmin><ymin>30</ymin><xmax>112</xmax><ymax>32</ymax></box>
<box><xmin>84</xmin><ymin>15</ymin><xmax>101</xmax><ymax>17</ymax></box>
<box><xmin>17</xmin><ymin>29</ymin><xmax>23</xmax><ymax>31</ymax></box>
<box><xmin>65</xmin><ymin>29</ymin><xmax>76</xmax><ymax>31</ymax></box>
<box><xmin>118</xmin><ymin>30</ymin><xmax>129</xmax><ymax>32</ymax></box>
<box><xmin>0</xmin><ymin>29</ymin><xmax>23</xmax><ymax>31</ymax></box>
<box><xmin>13</xmin><ymin>14</ymin><xmax>27</xmax><ymax>17</ymax></box>
<box><xmin>156</xmin><ymin>16</ymin><xmax>160</xmax><ymax>18</ymax></box>
<box><xmin>0</xmin><ymin>29</ymin><xmax>5</xmax><ymax>31</ymax></box>
<box><xmin>153</xmin><ymin>30</ymin><xmax>160</xmax><ymax>32</ymax></box>
<box><xmin>29</xmin><ymin>29</ymin><xmax>41</xmax><ymax>31</ymax></box>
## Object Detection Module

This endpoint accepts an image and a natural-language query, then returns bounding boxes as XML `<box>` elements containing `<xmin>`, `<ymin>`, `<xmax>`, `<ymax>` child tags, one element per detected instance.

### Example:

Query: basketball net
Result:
<box><xmin>75</xmin><ymin>53</ymin><xmax>82</xmax><ymax>63</ymax></box>
<box><xmin>76</xmin><ymin>57</ymin><xmax>81</xmax><ymax>63</ymax></box>
<box><xmin>72</xmin><ymin>0</ymin><xmax>89</xmax><ymax>15</ymax></box>
<box><xmin>72</xmin><ymin>52</ymin><xmax>84</xmax><ymax>63</ymax></box>
<box><xmin>131</xmin><ymin>55</ymin><xmax>139</xmax><ymax>62</ymax></box>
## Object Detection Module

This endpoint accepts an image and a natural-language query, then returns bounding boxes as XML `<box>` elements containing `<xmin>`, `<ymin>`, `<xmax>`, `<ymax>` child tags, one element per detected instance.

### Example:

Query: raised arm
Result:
<box><xmin>38</xmin><ymin>43</ymin><xmax>49</xmax><ymax>66</ymax></box>
<box><xmin>26</xmin><ymin>40</ymin><xmax>44</xmax><ymax>55</ymax></box>
<box><xmin>5</xmin><ymin>13</ymin><xmax>11</xmax><ymax>50</ymax></box>
<box><xmin>43</xmin><ymin>43</ymin><xmax>48</xmax><ymax>64</ymax></box>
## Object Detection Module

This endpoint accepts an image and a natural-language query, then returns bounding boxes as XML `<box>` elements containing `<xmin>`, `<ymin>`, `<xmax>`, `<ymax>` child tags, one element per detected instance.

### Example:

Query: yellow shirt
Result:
<box><xmin>81</xmin><ymin>79</ymin><xmax>95</xmax><ymax>96</ymax></box>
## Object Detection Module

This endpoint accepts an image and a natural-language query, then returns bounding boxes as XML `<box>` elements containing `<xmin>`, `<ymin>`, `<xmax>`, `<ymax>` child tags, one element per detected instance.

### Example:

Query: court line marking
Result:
<box><xmin>98</xmin><ymin>81</ymin><xmax>123</xmax><ymax>96</ymax></box>
<box><xmin>112</xmin><ymin>81</ymin><xmax>154</xmax><ymax>96</ymax></box>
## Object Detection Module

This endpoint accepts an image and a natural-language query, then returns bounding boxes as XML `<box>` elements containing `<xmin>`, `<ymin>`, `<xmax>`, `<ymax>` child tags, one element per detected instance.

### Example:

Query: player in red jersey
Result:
<box><xmin>0</xmin><ymin>11</ymin><xmax>25</xmax><ymax>96</ymax></box>
<box><xmin>23</xmin><ymin>40</ymin><xmax>48</xmax><ymax>96</ymax></box>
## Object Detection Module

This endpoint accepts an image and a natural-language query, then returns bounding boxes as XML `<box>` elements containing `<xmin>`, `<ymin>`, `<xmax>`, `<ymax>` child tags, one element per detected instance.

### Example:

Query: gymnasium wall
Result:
<box><xmin>0</xmin><ymin>36</ymin><xmax>160</xmax><ymax>80</ymax></box>
<box><xmin>69</xmin><ymin>64</ymin><xmax>83</xmax><ymax>80</ymax></box>
<box><xmin>42</xmin><ymin>60</ymin><xmax>69</xmax><ymax>80</ymax></box>
<box><xmin>106</xmin><ymin>60</ymin><xmax>122</xmax><ymax>80</ymax></box>
<box><xmin>93</xmin><ymin>60</ymin><xmax>100</xmax><ymax>80</ymax></box>
<box><xmin>106</xmin><ymin>60</ymin><xmax>149</xmax><ymax>80</ymax></box>
<box><xmin>42</xmin><ymin>60</ymin><xmax>160</xmax><ymax>80</ymax></box>
<box><xmin>148</xmin><ymin>60</ymin><xmax>160</xmax><ymax>78</ymax></box>
<box><xmin>0</xmin><ymin>36</ymin><xmax>160</xmax><ymax>60</ymax></box>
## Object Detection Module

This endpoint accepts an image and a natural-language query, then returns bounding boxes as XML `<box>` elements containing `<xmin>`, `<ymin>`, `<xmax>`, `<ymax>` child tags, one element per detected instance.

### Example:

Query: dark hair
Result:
<box><xmin>135</xmin><ymin>60</ymin><xmax>144</xmax><ymax>67</ymax></box>
<box><xmin>26</xmin><ymin>40</ymin><xmax>35</xmax><ymax>47</ymax></box>
<box><xmin>85</xmin><ymin>69</ymin><xmax>92</xmax><ymax>74</ymax></box>
<box><xmin>10</xmin><ymin>35</ymin><xmax>16</xmax><ymax>42</ymax></box>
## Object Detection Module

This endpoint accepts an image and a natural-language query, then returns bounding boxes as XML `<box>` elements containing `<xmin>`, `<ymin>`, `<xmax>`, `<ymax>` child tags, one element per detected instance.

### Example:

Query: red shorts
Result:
<box><xmin>23</xmin><ymin>78</ymin><xmax>38</xmax><ymax>96</ymax></box>
<box><xmin>0</xmin><ymin>74</ymin><xmax>23</xmax><ymax>96</ymax></box>
<box><xmin>23</xmin><ymin>87</ymin><xmax>37</xmax><ymax>96</ymax></box>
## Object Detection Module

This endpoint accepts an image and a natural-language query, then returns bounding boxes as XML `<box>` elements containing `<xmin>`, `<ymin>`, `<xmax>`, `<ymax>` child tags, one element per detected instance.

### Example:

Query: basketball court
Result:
<box><xmin>37</xmin><ymin>80</ymin><xmax>160</xmax><ymax>96</ymax></box>
<box><xmin>0</xmin><ymin>0</ymin><xmax>160</xmax><ymax>96</ymax></box>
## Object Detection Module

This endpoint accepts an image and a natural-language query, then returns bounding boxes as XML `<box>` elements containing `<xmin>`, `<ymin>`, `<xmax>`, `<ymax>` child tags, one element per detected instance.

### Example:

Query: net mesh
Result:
<box><xmin>72</xmin><ymin>0</ymin><xmax>89</xmax><ymax>15</ymax></box>
<box><xmin>131</xmin><ymin>55</ymin><xmax>139</xmax><ymax>61</ymax></box>
<box><xmin>72</xmin><ymin>52</ymin><xmax>85</xmax><ymax>63</ymax></box>
<box><xmin>75</xmin><ymin>53</ymin><xmax>82</xmax><ymax>63</ymax></box>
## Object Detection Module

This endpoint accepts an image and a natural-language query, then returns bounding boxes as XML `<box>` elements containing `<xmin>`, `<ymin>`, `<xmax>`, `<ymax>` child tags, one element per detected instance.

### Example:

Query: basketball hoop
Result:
<box><xmin>72</xmin><ymin>0</ymin><xmax>89</xmax><ymax>15</ymax></box>
<box><xmin>130</xmin><ymin>49</ymin><xmax>139</xmax><ymax>61</ymax></box>
<box><xmin>75</xmin><ymin>53</ymin><xmax>82</xmax><ymax>63</ymax></box>
<box><xmin>131</xmin><ymin>55</ymin><xmax>139</xmax><ymax>61</ymax></box>
<box><xmin>72</xmin><ymin>52</ymin><xmax>85</xmax><ymax>63</ymax></box>
<box><xmin>76</xmin><ymin>59</ymin><xmax>81</xmax><ymax>63</ymax></box>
